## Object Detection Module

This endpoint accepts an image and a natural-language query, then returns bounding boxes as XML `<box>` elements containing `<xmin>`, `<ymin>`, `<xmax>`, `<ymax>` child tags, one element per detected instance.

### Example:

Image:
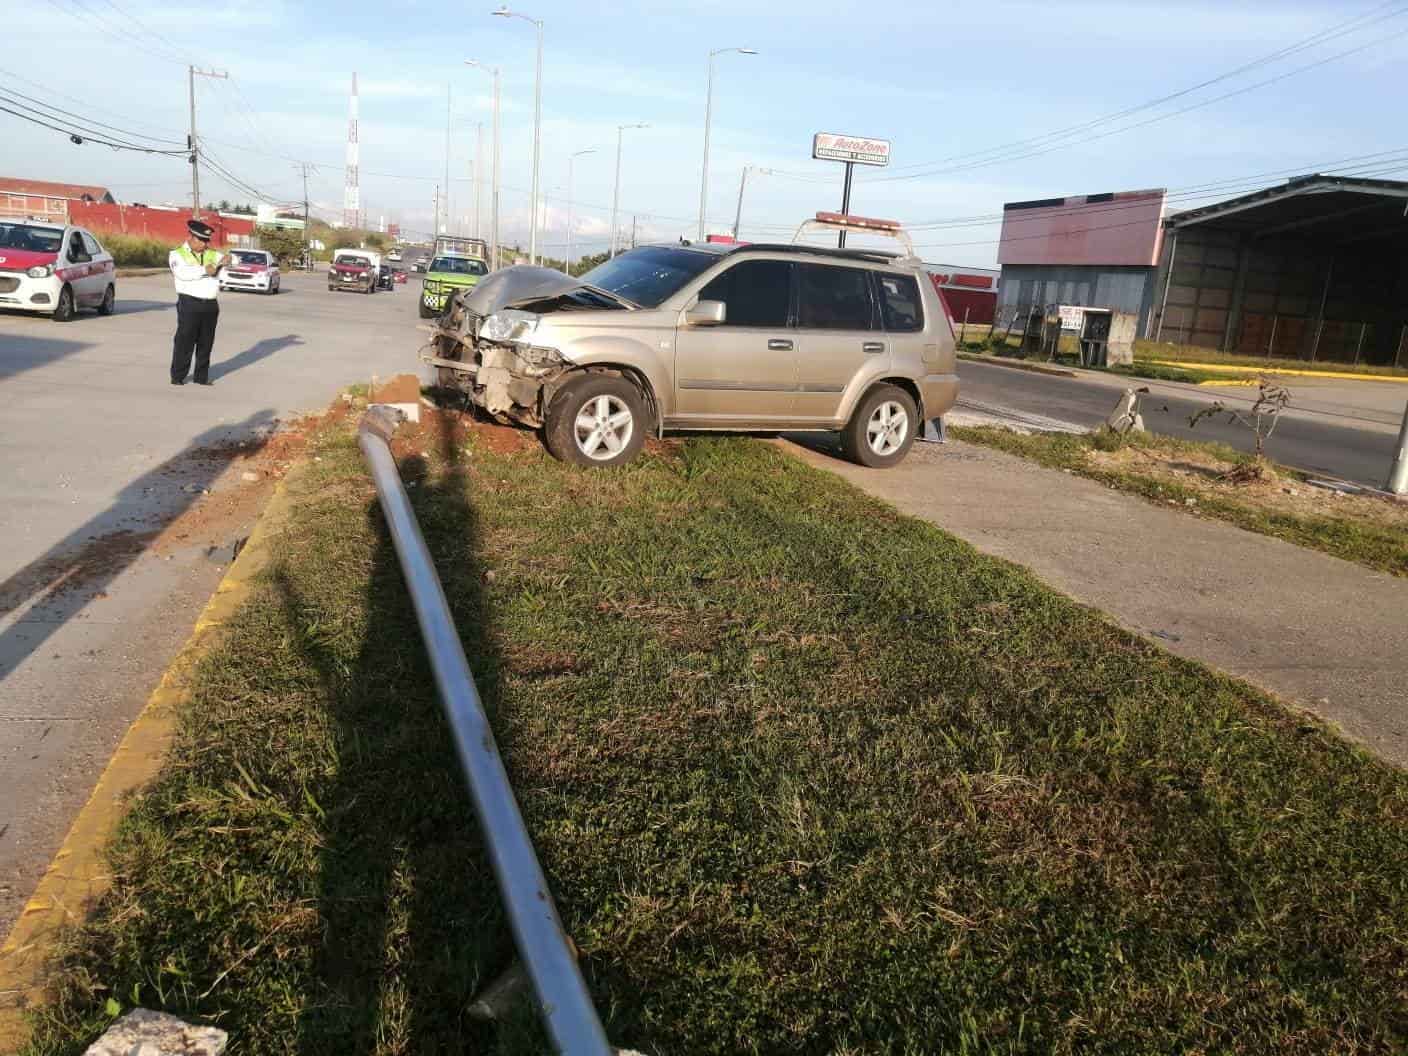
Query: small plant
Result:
<box><xmin>1187</xmin><ymin>376</ymin><xmax>1291</xmax><ymax>482</ymax></box>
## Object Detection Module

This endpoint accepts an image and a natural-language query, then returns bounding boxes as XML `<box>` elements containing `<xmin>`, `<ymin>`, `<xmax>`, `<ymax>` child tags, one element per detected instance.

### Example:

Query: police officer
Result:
<box><xmin>168</xmin><ymin>219</ymin><xmax>229</xmax><ymax>386</ymax></box>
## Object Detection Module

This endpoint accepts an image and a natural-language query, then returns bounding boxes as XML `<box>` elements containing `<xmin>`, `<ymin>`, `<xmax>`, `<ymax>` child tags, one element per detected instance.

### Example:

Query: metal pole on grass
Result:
<box><xmin>357</xmin><ymin>407</ymin><xmax>611</xmax><ymax>1055</ymax></box>
<box><xmin>1388</xmin><ymin>401</ymin><xmax>1408</xmax><ymax>495</ymax></box>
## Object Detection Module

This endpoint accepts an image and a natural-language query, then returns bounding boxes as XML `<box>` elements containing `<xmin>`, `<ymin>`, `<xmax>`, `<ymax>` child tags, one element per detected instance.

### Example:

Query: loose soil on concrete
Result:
<box><xmin>18</xmin><ymin>411</ymin><xmax>1408</xmax><ymax>1055</ymax></box>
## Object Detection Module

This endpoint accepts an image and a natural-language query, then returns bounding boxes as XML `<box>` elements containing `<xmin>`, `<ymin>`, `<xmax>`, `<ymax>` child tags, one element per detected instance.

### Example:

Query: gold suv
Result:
<box><xmin>426</xmin><ymin>215</ymin><xmax>958</xmax><ymax>468</ymax></box>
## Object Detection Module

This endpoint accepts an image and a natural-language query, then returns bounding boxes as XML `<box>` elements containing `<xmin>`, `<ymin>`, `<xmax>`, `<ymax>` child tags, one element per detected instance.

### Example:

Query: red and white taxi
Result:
<box><xmin>0</xmin><ymin>220</ymin><xmax>116</xmax><ymax>321</ymax></box>
<box><xmin>219</xmin><ymin>248</ymin><xmax>281</xmax><ymax>295</ymax></box>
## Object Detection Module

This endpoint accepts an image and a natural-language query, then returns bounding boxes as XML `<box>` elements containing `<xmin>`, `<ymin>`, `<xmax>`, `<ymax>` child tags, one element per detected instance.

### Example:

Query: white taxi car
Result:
<box><xmin>219</xmin><ymin>248</ymin><xmax>281</xmax><ymax>295</ymax></box>
<box><xmin>0</xmin><ymin>220</ymin><xmax>116</xmax><ymax>321</ymax></box>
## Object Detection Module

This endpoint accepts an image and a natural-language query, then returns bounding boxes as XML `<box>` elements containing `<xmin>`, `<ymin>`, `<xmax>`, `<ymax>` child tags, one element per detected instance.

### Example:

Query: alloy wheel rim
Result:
<box><xmin>866</xmin><ymin>401</ymin><xmax>909</xmax><ymax>456</ymax></box>
<box><xmin>574</xmin><ymin>394</ymin><xmax>634</xmax><ymax>461</ymax></box>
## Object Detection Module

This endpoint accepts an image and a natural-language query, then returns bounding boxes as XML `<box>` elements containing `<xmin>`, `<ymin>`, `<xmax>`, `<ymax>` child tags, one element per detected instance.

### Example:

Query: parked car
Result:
<box><xmin>377</xmin><ymin>263</ymin><xmax>394</xmax><ymax>290</ymax></box>
<box><xmin>387</xmin><ymin>249</ymin><xmax>403</xmax><ymax>263</ymax></box>
<box><xmin>219</xmin><ymin>248</ymin><xmax>281</xmax><ymax>295</ymax></box>
<box><xmin>328</xmin><ymin>250</ymin><xmax>380</xmax><ymax>294</ymax></box>
<box><xmin>419</xmin><ymin>253</ymin><xmax>489</xmax><ymax>318</ymax></box>
<box><xmin>0</xmin><ymin>220</ymin><xmax>115</xmax><ymax>321</ymax></box>
<box><xmin>393</xmin><ymin>269</ymin><xmax>409</xmax><ymax>284</ymax></box>
<box><xmin>423</xmin><ymin>214</ymin><xmax>958</xmax><ymax>468</ymax></box>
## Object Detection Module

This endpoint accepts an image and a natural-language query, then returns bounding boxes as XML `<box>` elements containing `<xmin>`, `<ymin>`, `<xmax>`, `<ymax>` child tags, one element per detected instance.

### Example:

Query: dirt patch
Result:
<box><xmin>382</xmin><ymin>405</ymin><xmax>538</xmax><ymax>462</ymax></box>
<box><xmin>369</xmin><ymin>374</ymin><xmax>422</xmax><ymax>406</ymax></box>
<box><xmin>1087</xmin><ymin>444</ymin><xmax>1408</xmax><ymax>529</ymax></box>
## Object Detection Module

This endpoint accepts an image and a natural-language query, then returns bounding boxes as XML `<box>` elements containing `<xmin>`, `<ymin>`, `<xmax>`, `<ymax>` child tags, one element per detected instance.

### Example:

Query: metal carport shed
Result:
<box><xmin>1152</xmin><ymin>175</ymin><xmax>1408</xmax><ymax>366</ymax></box>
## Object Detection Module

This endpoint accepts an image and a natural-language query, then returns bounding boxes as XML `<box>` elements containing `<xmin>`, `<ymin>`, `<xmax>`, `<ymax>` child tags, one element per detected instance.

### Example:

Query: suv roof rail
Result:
<box><xmin>791</xmin><ymin>212</ymin><xmax>918</xmax><ymax>261</ymax></box>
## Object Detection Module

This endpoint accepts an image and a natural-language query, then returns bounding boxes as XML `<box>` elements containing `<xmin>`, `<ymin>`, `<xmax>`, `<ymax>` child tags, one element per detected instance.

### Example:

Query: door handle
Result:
<box><xmin>767</xmin><ymin>339</ymin><xmax>794</xmax><ymax>351</ymax></box>
<box><xmin>862</xmin><ymin>341</ymin><xmax>886</xmax><ymax>354</ymax></box>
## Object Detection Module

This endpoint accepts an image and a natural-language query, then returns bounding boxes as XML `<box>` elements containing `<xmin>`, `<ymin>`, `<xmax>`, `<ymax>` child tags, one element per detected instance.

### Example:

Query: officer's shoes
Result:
<box><xmin>171</xmin><ymin>378</ymin><xmax>187</xmax><ymax>385</ymax></box>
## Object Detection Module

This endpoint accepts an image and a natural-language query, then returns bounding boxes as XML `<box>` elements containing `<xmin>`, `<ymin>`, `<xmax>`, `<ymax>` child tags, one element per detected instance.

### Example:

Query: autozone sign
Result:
<box><xmin>812</xmin><ymin>133</ymin><xmax>891</xmax><ymax>166</ymax></box>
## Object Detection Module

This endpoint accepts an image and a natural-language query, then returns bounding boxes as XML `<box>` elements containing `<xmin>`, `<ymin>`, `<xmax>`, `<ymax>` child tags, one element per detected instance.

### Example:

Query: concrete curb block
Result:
<box><xmin>0</xmin><ymin>476</ymin><xmax>297</xmax><ymax>1050</ymax></box>
<box><xmin>957</xmin><ymin>352</ymin><xmax>1077</xmax><ymax>378</ymax></box>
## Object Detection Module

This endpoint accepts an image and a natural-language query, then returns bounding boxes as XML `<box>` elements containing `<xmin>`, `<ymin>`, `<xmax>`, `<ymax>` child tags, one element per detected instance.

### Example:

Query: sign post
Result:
<box><xmin>811</xmin><ymin>133</ymin><xmax>891</xmax><ymax>248</ymax></box>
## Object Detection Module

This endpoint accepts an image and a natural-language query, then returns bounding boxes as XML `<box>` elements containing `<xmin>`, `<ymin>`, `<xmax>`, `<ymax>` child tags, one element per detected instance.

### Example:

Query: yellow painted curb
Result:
<box><xmin>1152</xmin><ymin>360</ymin><xmax>1408</xmax><ymax>384</ymax></box>
<box><xmin>0</xmin><ymin>477</ymin><xmax>295</xmax><ymax>1051</ymax></box>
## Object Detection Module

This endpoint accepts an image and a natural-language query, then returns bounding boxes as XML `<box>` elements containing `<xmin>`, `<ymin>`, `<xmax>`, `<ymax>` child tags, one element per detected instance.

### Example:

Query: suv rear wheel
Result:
<box><xmin>543</xmin><ymin>374</ymin><xmax>646</xmax><ymax>468</ymax></box>
<box><xmin>841</xmin><ymin>384</ymin><xmax>917</xmax><ymax>468</ymax></box>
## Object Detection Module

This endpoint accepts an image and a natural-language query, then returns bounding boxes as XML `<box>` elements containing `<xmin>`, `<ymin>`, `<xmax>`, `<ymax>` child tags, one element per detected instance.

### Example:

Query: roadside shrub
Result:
<box><xmin>97</xmin><ymin>233</ymin><xmax>170</xmax><ymax>268</ymax></box>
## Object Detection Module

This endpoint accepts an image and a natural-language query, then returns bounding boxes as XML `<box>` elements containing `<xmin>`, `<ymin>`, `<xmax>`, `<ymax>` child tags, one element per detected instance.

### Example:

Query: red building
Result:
<box><xmin>68</xmin><ymin>202</ymin><xmax>257</xmax><ymax>248</ymax></box>
<box><xmin>926</xmin><ymin>265</ymin><xmax>998</xmax><ymax>325</ymax></box>
<box><xmin>0</xmin><ymin>176</ymin><xmax>115</xmax><ymax>222</ymax></box>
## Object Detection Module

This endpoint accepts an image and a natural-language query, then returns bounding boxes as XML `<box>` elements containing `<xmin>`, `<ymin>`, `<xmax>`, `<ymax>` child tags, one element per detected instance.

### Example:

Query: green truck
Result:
<box><xmin>418</xmin><ymin>252</ymin><xmax>490</xmax><ymax>318</ymax></box>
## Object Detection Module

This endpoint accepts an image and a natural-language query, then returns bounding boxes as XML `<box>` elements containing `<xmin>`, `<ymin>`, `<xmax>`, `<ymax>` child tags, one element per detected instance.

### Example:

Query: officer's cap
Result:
<box><xmin>186</xmin><ymin>219</ymin><xmax>215</xmax><ymax>240</ymax></box>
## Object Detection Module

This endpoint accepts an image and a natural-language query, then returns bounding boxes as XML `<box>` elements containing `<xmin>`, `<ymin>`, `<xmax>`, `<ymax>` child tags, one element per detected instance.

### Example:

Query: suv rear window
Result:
<box><xmin>697</xmin><ymin>260</ymin><xmax>791</xmax><ymax>327</ymax></box>
<box><xmin>878</xmin><ymin>273</ymin><xmax>923</xmax><ymax>332</ymax></box>
<box><xmin>798</xmin><ymin>263</ymin><xmax>875</xmax><ymax>331</ymax></box>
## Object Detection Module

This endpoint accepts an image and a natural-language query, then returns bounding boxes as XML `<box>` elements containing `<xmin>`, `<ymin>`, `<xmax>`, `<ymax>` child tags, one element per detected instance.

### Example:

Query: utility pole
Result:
<box><xmin>443</xmin><ymin>85</ymin><xmax>452</xmax><ymax>235</ymax></box>
<box><xmin>188</xmin><ymin>65</ymin><xmax>228</xmax><ymax>218</ymax></box>
<box><xmin>630</xmin><ymin>214</ymin><xmax>637</xmax><ymax>250</ymax></box>
<box><xmin>732</xmin><ymin>166</ymin><xmax>772</xmax><ymax>240</ymax></box>
<box><xmin>474</xmin><ymin>121</ymin><xmax>484</xmax><ymax>241</ymax></box>
<box><xmin>433</xmin><ymin>184</ymin><xmax>440</xmax><ymax>238</ymax></box>
<box><xmin>295</xmin><ymin>161</ymin><xmax>312</xmax><ymax>269</ymax></box>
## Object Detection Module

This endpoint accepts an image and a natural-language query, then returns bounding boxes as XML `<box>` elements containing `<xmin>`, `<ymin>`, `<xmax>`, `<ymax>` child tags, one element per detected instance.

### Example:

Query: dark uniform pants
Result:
<box><xmin>171</xmin><ymin>294</ymin><xmax>219</xmax><ymax>383</ymax></box>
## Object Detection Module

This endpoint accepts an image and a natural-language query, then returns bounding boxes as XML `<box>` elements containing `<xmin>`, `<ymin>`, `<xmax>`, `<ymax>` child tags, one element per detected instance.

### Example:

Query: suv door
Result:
<box><xmin>876</xmin><ymin>271</ymin><xmax>926</xmax><ymax>378</ymax></box>
<box><xmin>794</xmin><ymin>262</ymin><xmax>884</xmax><ymax>422</ymax></box>
<box><xmin>673</xmin><ymin>258</ymin><xmax>796</xmax><ymax>422</ymax></box>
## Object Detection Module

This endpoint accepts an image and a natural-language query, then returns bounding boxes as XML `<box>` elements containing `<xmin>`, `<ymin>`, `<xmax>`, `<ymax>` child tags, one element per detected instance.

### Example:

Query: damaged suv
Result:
<box><xmin>424</xmin><ymin>214</ymin><xmax>957</xmax><ymax>468</ymax></box>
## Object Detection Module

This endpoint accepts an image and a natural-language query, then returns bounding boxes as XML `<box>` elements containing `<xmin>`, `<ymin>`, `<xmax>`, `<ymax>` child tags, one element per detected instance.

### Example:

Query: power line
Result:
<box><xmin>0</xmin><ymin>84</ymin><xmax>186</xmax><ymax>145</ymax></box>
<box><xmin>0</xmin><ymin>102</ymin><xmax>188</xmax><ymax>154</ymax></box>
<box><xmin>46</xmin><ymin>0</ymin><xmax>188</xmax><ymax>65</ymax></box>
<box><xmin>0</xmin><ymin>65</ymin><xmax>185</xmax><ymax>140</ymax></box>
<box><xmin>872</xmin><ymin>0</ymin><xmax>1408</xmax><ymax>181</ymax></box>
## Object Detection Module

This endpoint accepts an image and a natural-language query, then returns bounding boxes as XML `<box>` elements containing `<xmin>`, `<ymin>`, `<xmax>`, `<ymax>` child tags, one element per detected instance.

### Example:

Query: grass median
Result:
<box><xmin>24</xmin><ymin>408</ymin><xmax>1408</xmax><ymax>1055</ymax></box>
<box><xmin>951</xmin><ymin>425</ymin><xmax>1408</xmax><ymax>578</ymax></box>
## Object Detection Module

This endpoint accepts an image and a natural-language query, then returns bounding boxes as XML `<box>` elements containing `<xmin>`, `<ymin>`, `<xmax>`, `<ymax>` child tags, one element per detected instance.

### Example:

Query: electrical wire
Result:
<box><xmin>0</xmin><ymin>65</ymin><xmax>186</xmax><ymax>140</ymax></box>
<box><xmin>871</xmin><ymin>0</ymin><xmax>1408</xmax><ymax>180</ymax></box>
<box><xmin>45</xmin><ymin>0</ymin><xmax>187</xmax><ymax>65</ymax></box>
<box><xmin>0</xmin><ymin>102</ymin><xmax>188</xmax><ymax>154</ymax></box>
<box><xmin>0</xmin><ymin>84</ymin><xmax>186</xmax><ymax>145</ymax></box>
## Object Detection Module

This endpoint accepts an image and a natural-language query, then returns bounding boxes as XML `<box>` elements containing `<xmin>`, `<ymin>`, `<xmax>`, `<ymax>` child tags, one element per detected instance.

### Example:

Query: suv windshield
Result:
<box><xmin>0</xmin><ymin>223</ymin><xmax>64</xmax><ymax>253</ymax></box>
<box><xmin>578</xmin><ymin>246</ymin><xmax>718</xmax><ymax>308</ymax></box>
<box><xmin>335</xmin><ymin>255</ymin><xmax>371</xmax><ymax>267</ymax></box>
<box><xmin>430</xmin><ymin>256</ymin><xmax>487</xmax><ymax>275</ymax></box>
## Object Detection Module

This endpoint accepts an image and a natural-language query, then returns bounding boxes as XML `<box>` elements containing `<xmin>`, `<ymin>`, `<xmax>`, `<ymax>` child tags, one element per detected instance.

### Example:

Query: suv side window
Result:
<box><xmin>878</xmin><ymin>273</ymin><xmax>923</xmax><ymax>332</ymax></box>
<box><xmin>797</xmin><ymin>263</ymin><xmax>875</xmax><ymax>330</ymax></box>
<box><xmin>697</xmin><ymin>259</ymin><xmax>792</xmax><ymax>327</ymax></box>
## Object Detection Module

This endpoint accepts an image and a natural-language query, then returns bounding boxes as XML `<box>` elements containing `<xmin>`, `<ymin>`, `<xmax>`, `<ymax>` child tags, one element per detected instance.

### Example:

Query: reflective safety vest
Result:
<box><xmin>175</xmin><ymin>243</ymin><xmax>221</xmax><ymax>268</ymax></box>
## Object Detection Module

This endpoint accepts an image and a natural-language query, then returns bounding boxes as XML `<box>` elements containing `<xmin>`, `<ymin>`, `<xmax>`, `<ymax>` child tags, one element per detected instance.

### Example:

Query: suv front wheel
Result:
<box><xmin>841</xmin><ymin>384</ymin><xmax>917</xmax><ymax>468</ymax></box>
<box><xmin>543</xmin><ymin>374</ymin><xmax>647</xmax><ymax>467</ymax></box>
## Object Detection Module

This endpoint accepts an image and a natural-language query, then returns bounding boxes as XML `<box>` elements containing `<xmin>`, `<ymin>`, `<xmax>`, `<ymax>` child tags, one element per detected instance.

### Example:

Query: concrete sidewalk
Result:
<box><xmin>786</xmin><ymin>437</ymin><xmax>1408</xmax><ymax>767</ymax></box>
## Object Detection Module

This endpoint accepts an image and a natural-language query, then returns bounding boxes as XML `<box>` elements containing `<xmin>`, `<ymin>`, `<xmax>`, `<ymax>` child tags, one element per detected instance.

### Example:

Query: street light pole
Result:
<box><xmin>697</xmin><ymin>46</ymin><xmax>756</xmax><ymax>242</ymax></box>
<box><xmin>474</xmin><ymin>121</ymin><xmax>484</xmax><ymax>240</ymax></box>
<box><xmin>610</xmin><ymin>122</ymin><xmax>648</xmax><ymax>259</ymax></box>
<box><xmin>465</xmin><ymin>60</ymin><xmax>502</xmax><ymax>270</ymax></box>
<box><xmin>1388</xmin><ymin>400</ymin><xmax>1408</xmax><ymax>494</ymax></box>
<box><xmin>493</xmin><ymin>7</ymin><xmax>544</xmax><ymax>264</ymax></box>
<box><xmin>567</xmin><ymin>147</ymin><xmax>596</xmax><ymax>274</ymax></box>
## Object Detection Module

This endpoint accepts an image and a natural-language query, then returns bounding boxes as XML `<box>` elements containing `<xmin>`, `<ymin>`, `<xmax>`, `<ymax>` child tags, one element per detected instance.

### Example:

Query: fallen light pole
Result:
<box><xmin>358</xmin><ymin>406</ymin><xmax>612</xmax><ymax>1055</ymax></box>
<box><xmin>1388</xmin><ymin>399</ymin><xmax>1408</xmax><ymax>495</ymax></box>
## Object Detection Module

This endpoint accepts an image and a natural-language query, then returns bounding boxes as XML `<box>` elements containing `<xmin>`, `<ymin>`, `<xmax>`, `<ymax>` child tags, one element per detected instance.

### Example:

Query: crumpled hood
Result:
<box><xmin>463</xmin><ymin>265</ymin><xmax>632</xmax><ymax>315</ymax></box>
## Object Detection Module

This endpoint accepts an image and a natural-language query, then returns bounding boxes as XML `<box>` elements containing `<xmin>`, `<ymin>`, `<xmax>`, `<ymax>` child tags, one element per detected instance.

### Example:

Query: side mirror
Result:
<box><xmin>686</xmin><ymin>299</ymin><xmax>726</xmax><ymax>326</ymax></box>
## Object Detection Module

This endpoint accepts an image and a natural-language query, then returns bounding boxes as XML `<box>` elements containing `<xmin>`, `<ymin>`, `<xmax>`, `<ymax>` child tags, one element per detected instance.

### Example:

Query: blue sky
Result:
<box><xmin>4</xmin><ymin>0</ymin><xmax>1406</xmax><ymax>266</ymax></box>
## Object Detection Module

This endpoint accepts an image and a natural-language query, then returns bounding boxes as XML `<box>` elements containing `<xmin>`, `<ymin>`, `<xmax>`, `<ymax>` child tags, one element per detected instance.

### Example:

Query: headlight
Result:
<box><xmin>27</xmin><ymin>264</ymin><xmax>54</xmax><ymax>278</ymax></box>
<box><xmin>479</xmin><ymin>309</ymin><xmax>540</xmax><ymax>343</ymax></box>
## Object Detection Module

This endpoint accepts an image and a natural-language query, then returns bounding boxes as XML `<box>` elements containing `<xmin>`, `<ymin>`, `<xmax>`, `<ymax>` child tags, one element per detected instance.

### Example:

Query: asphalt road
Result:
<box><xmin>957</xmin><ymin>359</ymin><xmax>1406</xmax><ymax>487</ymax></box>
<box><xmin>0</xmin><ymin>270</ymin><xmax>423</xmax><ymax>935</ymax></box>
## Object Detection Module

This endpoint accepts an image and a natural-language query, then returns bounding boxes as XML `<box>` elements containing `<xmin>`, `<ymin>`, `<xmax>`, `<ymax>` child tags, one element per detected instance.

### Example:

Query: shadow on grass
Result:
<box><xmin>266</xmin><ymin>416</ymin><xmax>538</xmax><ymax>1051</ymax></box>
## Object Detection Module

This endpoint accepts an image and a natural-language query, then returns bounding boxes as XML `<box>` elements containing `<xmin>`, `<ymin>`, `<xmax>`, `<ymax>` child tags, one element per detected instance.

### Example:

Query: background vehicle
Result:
<box><xmin>328</xmin><ymin>250</ymin><xmax>381</xmax><ymax>294</ymax></box>
<box><xmin>424</xmin><ymin>214</ymin><xmax>957</xmax><ymax>468</ymax></box>
<box><xmin>219</xmin><ymin>249</ymin><xmax>280</xmax><ymax>295</ymax></box>
<box><xmin>387</xmin><ymin>249</ymin><xmax>403</xmax><ymax>263</ymax></box>
<box><xmin>0</xmin><ymin>220</ymin><xmax>115</xmax><ymax>321</ymax></box>
<box><xmin>419</xmin><ymin>253</ymin><xmax>488</xmax><ymax>318</ymax></box>
<box><xmin>377</xmin><ymin>264</ymin><xmax>394</xmax><ymax>290</ymax></box>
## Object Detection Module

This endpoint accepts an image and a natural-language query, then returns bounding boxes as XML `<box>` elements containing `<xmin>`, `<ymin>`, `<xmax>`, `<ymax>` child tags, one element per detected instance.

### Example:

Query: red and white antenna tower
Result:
<box><xmin>343</xmin><ymin>72</ymin><xmax>360</xmax><ymax>228</ymax></box>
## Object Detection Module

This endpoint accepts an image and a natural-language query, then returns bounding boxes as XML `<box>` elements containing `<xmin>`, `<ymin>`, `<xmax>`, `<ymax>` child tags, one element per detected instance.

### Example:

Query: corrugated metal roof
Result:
<box><xmin>1168</xmin><ymin>174</ymin><xmax>1408</xmax><ymax>240</ymax></box>
<box><xmin>0</xmin><ymin>177</ymin><xmax>115</xmax><ymax>202</ymax></box>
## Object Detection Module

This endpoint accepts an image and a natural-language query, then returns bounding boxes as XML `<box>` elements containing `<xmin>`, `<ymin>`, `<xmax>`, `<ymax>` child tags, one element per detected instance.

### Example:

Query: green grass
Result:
<box><xmin>951</xmin><ymin>426</ymin><xmax>1408</xmax><ymax>578</ymax></box>
<box><xmin>22</xmin><ymin>419</ymin><xmax>1408</xmax><ymax>1055</ymax></box>
<box><xmin>98</xmin><ymin>234</ymin><xmax>171</xmax><ymax>268</ymax></box>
